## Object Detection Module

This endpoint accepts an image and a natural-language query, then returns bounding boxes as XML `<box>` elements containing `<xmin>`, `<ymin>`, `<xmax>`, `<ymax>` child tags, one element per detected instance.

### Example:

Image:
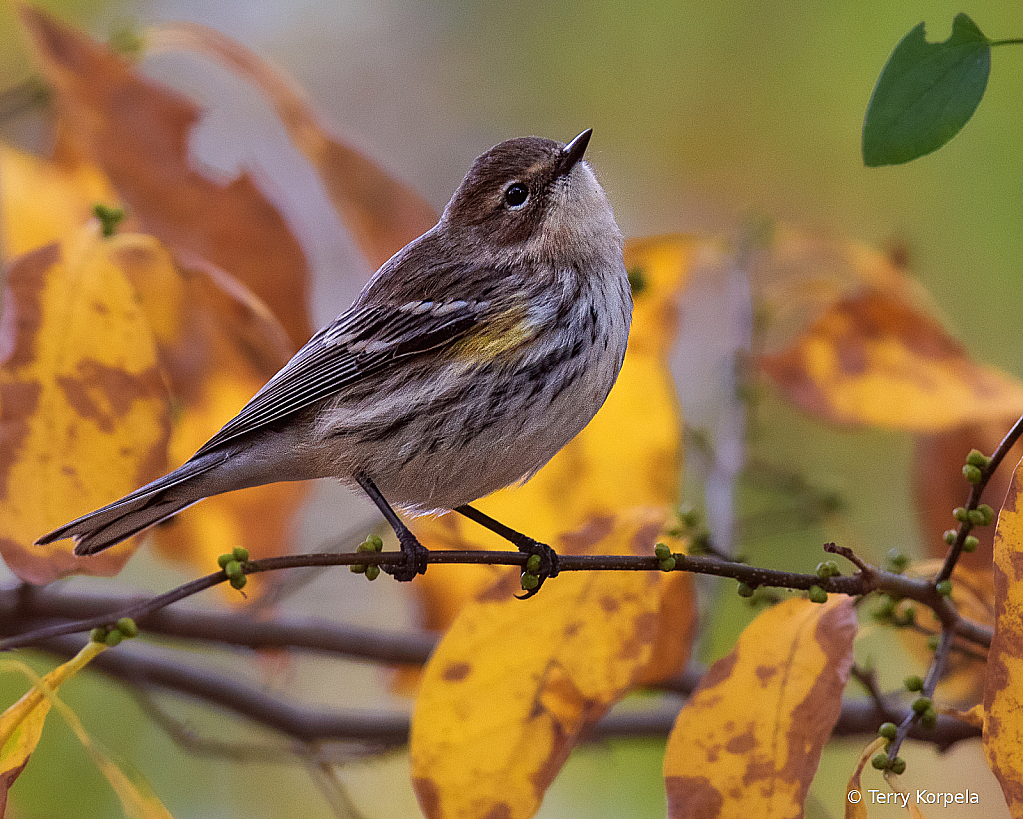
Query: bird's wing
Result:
<box><xmin>191</xmin><ymin>298</ymin><xmax>486</xmax><ymax>458</ymax></box>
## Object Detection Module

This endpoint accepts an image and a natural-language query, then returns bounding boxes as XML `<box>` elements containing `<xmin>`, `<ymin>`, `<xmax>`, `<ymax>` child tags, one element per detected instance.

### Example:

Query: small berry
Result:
<box><xmin>871</xmin><ymin>753</ymin><xmax>890</xmax><ymax>771</ymax></box>
<box><xmin>953</xmin><ymin>507</ymin><xmax>970</xmax><ymax>523</ymax></box>
<box><xmin>737</xmin><ymin>582</ymin><xmax>755</xmax><ymax>598</ymax></box>
<box><xmin>223</xmin><ymin>560</ymin><xmax>243</xmax><ymax>579</ymax></box>
<box><xmin>935</xmin><ymin>580</ymin><xmax>953</xmax><ymax>597</ymax></box>
<box><xmin>217</xmin><ymin>553</ymin><xmax>233</xmax><ymax>568</ymax></box>
<box><xmin>526</xmin><ymin>554</ymin><xmax>542</xmax><ymax>573</ymax></box>
<box><xmin>232</xmin><ymin>546</ymin><xmax>250</xmax><ymax>562</ymax></box>
<box><xmin>116</xmin><ymin>618</ymin><xmax>139</xmax><ymax>638</ymax></box>
<box><xmin>966</xmin><ymin>449</ymin><xmax>990</xmax><ymax>468</ymax></box>
<box><xmin>90</xmin><ymin>627</ymin><xmax>109</xmax><ymax>644</ymax></box>
<box><xmin>962</xmin><ymin>535</ymin><xmax>979</xmax><ymax>553</ymax></box>
<box><xmin>365</xmin><ymin>565</ymin><xmax>380</xmax><ymax>581</ymax></box>
<box><xmin>886</xmin><ymin>549</ymin><xmax>908</xmax><ymax>573</ymax></box>
<box><xmin>912</xmin><ymin>696</ymin><xmax>932</xmax><ymax>714</ymax></box>
<box><xmin>921</xmin><ymin>707</ymin><xmax>937</xmax><ymax>730</ymax></box>
<box><xmin>808</xmin><ymin>585</ymin><xmax>828</xmax><ymax>604</ymax></box>
<box><xmin>943</xmin><ymin>530</ymin><xmax>957</xmax><ymax>546</ymax></box>
<box><xmin>366</xmin><ymin>535</ymin><xmax>383</xmax><ymax>551</ymax></box>
<box><xmin>891</xmin><ymin>757</ymin><xmax>907</xmax><ymax>775</ymax></box>
<box><xmin>658</xmin><ymin>557</ymin><xmax>676</xmax><ymax>572</ymax></box>
<box><xmin>962</xmin><ymin>464</ymin><xmax>983</xmax><ymax>484</ymax></box>
<box><xmin>904</xmin><ymin>675</ymin><xmax>924</xmax><ymax>692</ymax></box>
<box><xmin>879</xmin><ymin>722</ymin><xmax>898</xmax><ymax>740</ymax></box>
<box><xmin>350</xmin><ymin>563</ymin><xmax>367</xmax><ymax>574</ymax></box>
<box><xmin>654</xmin><ymin>542</ymin><xmax>671</xmax><ymax>560</ymax></box>
<box><xmin>230</xmin><ymin>575</ymin><xmax>247</xmax><ymax>590</ymax></box>
<box><xmin>521</xmin><ymin>573</ymin><xmax>540</xmax><ymax>591</ymax></box>
<box><xmin>104</xmin><ymin>630</ymin><xmax>123</xmax><ymax>647</ymax></box>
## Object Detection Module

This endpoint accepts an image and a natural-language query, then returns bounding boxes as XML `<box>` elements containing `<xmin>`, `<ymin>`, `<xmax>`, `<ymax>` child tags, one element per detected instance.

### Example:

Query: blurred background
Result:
<box><xmin>2</xmin><ymin>0</ymin><xmax>1021</xmax><ymax>817</ymax></box>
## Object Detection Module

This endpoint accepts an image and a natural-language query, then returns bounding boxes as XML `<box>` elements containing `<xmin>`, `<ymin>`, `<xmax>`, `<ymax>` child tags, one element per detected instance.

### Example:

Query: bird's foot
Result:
<box><xmin>385</xmin><ymin>530</ymin><xmax>430</xmax><ymax>582</ymax></box>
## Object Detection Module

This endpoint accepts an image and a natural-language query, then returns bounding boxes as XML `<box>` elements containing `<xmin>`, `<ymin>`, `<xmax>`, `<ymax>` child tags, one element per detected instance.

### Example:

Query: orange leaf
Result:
<box><xmin>0</xmin><ymin>236</ymin><xmax>170</xmax><ymax>583</ymax></box>
<box><xmin>664</xmin><ymin>596</ymin><xmax>856</xmax><ymax>819</ymax></box>
<box><xmin>756</xmin><ymin>227</ymin><xmax>1023</xmax><ymax>431</ymax></box>
<box><xmin>150</xmin><ymin>22</ymin><xmax>439</xmax><ymax>270</ymax></box>
<box><xmin>409</xmin><ymin>235</ymin><xmax>696</xmax><ymax>626</ymax></box>
<box><xmin>19</xmin><ymin>6</ymin><xmax>312</xmax><ymax>348</ymax></box>
<box><xmin>984</xmin><ymin>455</ymin><xmax>1023</xmax><ymax>814</ymax></box>
<box><xmin>410</xmin><ymin>509</ymin><xmax>696</xmax><ymax>819</ymax></box>
<box><xmin>845</xmin><ymin>737</ymin><xmax>886</xmax><ymax>819</ymax></box>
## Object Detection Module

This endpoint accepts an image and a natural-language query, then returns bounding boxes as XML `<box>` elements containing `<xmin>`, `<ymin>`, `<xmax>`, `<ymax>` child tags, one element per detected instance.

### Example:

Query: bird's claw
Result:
<box><xmin>515</xmin><ymin>539</ymin><xmax>560</xmax><ymax>600</ymax></box>
<box><xmin>385</xmin><ymin>534</ymin><xmax>429</xmax><ymax>582</ymax></box>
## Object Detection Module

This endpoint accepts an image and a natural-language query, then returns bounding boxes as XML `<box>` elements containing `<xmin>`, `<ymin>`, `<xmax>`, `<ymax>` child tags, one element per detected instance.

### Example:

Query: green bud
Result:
<box><xmin>904</xmin><ymin>674</ymin><xmax>924</xmax><ymax>692</ymax></box>
<box><xmin>816</xmin><ymin>562</ymin><xmax>830</xmax><ymax>579</ymax></box>
<box><xmin>962</xmin><ymin>464</ymin><xmax>983</xmax><ymax>484</ymax></box>
<box><xmin>808</xmin><ymin>585</ymin><xmax>828</xmax><ymax>604</ymax></box>
<box><xmin>737</xmin><ymin>582</ymin><xmax>755</xmax><ymax>598</ymax></box>
<box><xmin>93</xmin><ymin>202</ymin><xmax>125</xmax><ymax>237</ymax></box>
<box><xmin>526</xmin><ymin>554</ymin><xmax>542</xmax><ymax>573</ymax></box>
<box><xmin>217</xmin><ymin>553</ymin><xmax>233</xmax><ymax>568</ymax></box>
<box><xmin>90</xmin><ymin>626</ymin><xmax>109</xmax><ymax>644</ymax></box>
<box><xmin>116</xmin><ymin>618</ymin><xmax>138</xmax><ymax>638</ymax></box>
<box><xmin>350</xmin><ymin>563</ymin><xmax>367</xmax><ymax>574</ymax></box>
<box><xmin>232</xmin><ymin>546</ymin><xmax>250</xmax><ymax>562</ymax></box>
<box><xmin>935</xmin><ymin>580</ymin><xmax>953</xmax><ymax>597</ymax></box>
<box><xmin>912</xmin><ymin>696</ymin><xmax>932</xmax><ymax>714</ymax></box>
<box><xmin>230</xmin><ymin>575</ymin><xmax>247</xmax><ymax>590</ymax></box>
<box><xmin>891</xmin><ymin>757</ymin><xmax>906</xmax><ymax>775</ymax></box>
<box><xmin>978</xmin><ymin>504</ymin><xmax>995</xmax><ymax>526</ymax></box>
<box><xmin>104</xmin><ymin>630</ymin><xmax>123</xmax><ymax>647</ymax></box>
<box><xmin>521</xmin><ymin>573</ymin><xmax>540</xmax><ymax>591</ymax></box>
<box><xmin>223</xmin><ymin>560</ymin><xmax>243</xmax><ymax>579</ymax></box>
<box><xmin>943</xmin><ymin>530</ymin><xmax>957</xmax><ymax>546</ymax></box>
<box><xmin>886</xmin><ymin>549</ymin><xmax>908</xmax><ymax>573</ymax></box>
<box><xmin>654</xmin><ymin>542</ymin><xmax>671</xmax><ymax>560</ymax></box>
<box><xmin>658</xmin><ymin>556</ymin><xmax>676</xmax><ymax>572</ymax></box>
<box><xmin>962</xmin><ymin>535</ymin><xmax>979</xmax><ymax>553</ymax></box>
<box><xmin>367</xmin><ymin>535</ymin><xmax>383</xmax><ymax>551</ymax></box>
<box><xmin>365</xmin><ymin>564</ymin><xmax>380</xmax><ymax>581</ymax></box>
<box><xmin>921</xmin><ymin>707</ymin><xmax>937</xmax><ymax>730</ymax></box>
<box><xmin>871</xmin><ymin>753</ymin><xmax>890</xmax><ymax>771</ymax></box>
<box><xmin>966</xmin><ymin>449</ymin><xmax>991</xmax><ymax>468</ymax></box>
<box><xmin>953</xmin><ymin>507</ymin><xmax>970</xmax><ymax>523</ymax></box>
<box><xmin>879</xmin><ymin>722</ymin><xmax>898</xmax><ymax>740</ymax></box>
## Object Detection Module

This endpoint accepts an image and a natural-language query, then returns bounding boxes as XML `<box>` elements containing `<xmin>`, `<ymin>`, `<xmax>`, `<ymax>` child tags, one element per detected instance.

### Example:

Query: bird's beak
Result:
<box><xmin>557</xmin><ymin>129</ymin><xmax>592</xmax><ymax>176</ymax></box>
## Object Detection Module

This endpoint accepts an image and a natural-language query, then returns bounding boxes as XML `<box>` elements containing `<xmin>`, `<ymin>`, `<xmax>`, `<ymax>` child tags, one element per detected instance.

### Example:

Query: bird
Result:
<box><xmin>37</xmin><ymin>129</ymin><xmax>632</xmax><ymax>591</ymax></box>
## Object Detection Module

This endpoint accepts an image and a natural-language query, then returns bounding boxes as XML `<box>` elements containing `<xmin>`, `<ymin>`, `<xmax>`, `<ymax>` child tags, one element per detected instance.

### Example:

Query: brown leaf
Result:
<box><xmin>19</xmin><ymin>6</ymin><xmax>312</xmax><ymax>348</ymax></box>
<box><xmin>150</xmin><ymin>22</ymin><xmax>439</xmax><ymax>269</ymax></box>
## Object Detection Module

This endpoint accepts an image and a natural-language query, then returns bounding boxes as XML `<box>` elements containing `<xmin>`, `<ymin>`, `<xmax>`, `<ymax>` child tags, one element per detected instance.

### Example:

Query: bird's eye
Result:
<box><xmin>503</xmin><ymin>182</ymin><xmax>529</xmax><ymax>209</ymax></box>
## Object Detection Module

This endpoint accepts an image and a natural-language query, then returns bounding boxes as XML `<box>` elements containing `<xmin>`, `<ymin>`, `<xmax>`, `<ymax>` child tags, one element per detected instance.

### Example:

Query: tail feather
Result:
<box><xmin>36</xmin><ymin>452</ymin><xmax>227</xmax><ymax>555</ymax></box>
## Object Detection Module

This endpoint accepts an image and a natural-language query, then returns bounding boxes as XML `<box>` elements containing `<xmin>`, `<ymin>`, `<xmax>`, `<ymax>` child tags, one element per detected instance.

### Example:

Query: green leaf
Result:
<box><xmin>863</xmin><ymin>14</ymin><xmax>990</xmax><ymax>166</ymax></box>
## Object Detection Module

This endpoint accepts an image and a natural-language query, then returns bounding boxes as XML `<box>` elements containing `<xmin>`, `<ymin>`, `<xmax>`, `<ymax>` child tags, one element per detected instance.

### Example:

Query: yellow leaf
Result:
<box><xmin>985</xmin><ymin>455</ymin><xmax>1023</xmax><ymax>815</ymax></box>
<box><xmin>410</xmin><ymin>509</ymin><xmax>696</xmax><ymax>819</ymax></box>
<box><xmin>0</xmin><ymin>645</ymin><xmax>173</xmax><ymax>819</ymax></box>
<box><xmin>0</xmin><ymin>641</ymin><xmax>106</xmax><ymax>796</ymax></box>
<box><xmin>104</xmin><ymin>236</ymin><xmax>304</xmax><ymax>586</ymax></box>
<box><xmin>664</xmin><ymin>596</ymin><xmax>857</xmax><ymax>818</ymax></box>
<box><xmin>149</xmin><ymin>22</ymin><xmax>439</xmax><ymax>270</ymax></box>
<box><xmin>409</xmin><ymin>235</ymin><xmax>696</xmax><ymax>625</ymax></box>
<box><xmin>845</xmin><ymin>737</ymin><xmax>886</xmax><ymax>819</ymax></box>
<box><xmin>756</xmin><ymin>227</ymin><xmax>1023</xmax><ymax>431</ymax></box>
<box><xmin>0</xmin><ymin>142</ymin><xmax>116</xmax><ymax>258</ymax></box>
<box><xmin>0</xmin><ymin>236</ymin><xmax>171</xmax><ymax>583</ymax></box>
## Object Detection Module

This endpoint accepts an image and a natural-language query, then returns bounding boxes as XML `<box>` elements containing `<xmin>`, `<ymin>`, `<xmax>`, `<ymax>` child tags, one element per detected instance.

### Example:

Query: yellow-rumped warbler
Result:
<box><xmin>37</xmin><ymin>129</ymin><xmax>632</xmax><ymax>586</ymax></box>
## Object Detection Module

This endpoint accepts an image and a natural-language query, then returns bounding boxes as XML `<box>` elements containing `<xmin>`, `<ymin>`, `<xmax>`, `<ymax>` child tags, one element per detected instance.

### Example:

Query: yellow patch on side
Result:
<box><xmin>453</xmin><ymin>307</ymin><xmax>535</xmax><ymax>363</ymax></box>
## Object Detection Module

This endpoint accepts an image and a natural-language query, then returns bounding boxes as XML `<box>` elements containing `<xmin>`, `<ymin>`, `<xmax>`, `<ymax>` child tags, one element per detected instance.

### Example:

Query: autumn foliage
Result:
<box><xmin>2</xmin><ymin>7</ymin><xmax>1023</xmax><ymax>819</ymax></box>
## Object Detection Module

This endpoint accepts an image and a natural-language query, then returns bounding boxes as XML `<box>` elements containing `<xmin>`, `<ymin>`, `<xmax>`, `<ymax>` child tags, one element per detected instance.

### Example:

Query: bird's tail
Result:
<box><xmin>35</xmin><ymin>452</ymin><xmax>228</xmax><ymax>556</ymax></box>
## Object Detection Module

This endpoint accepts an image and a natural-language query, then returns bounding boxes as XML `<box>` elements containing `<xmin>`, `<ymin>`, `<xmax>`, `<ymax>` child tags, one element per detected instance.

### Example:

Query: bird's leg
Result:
<box><xmin>454</xmin><ymin>505</ymin><xmax>560</xmax><ymax>599</ymax></box>
<box><xmin>356</xmin><ymin>474</ymin><xmax>428</xmax><ymax>581</ymax></box>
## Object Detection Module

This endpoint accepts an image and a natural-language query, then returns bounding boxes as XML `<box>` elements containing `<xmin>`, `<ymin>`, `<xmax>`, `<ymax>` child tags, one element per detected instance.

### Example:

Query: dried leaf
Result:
<box><xmin>0</xmin><ymin>237</ymin><xmax>170</xmax><ymax>583</ymax></box>
<box><xmin>151</xmin><ymin>22</ymin><xmax>439</xmax><ymax>269</ymax></box>
<box><xmin>984</xmin><ymin>455</ymin><xmax>1023</xmax><ymax>812</ymax></box>
<box><xmin>846</xmin><ymin>737</ymin><xmax>886</xmax><ymax>819</ymax></box>
<box><xmin>19</xmin><ymin>6</ymin><xmax>311</xmax><ymax>347</ymax></box>
<box><xmin>664</xmin><ymin>596</ymin><xmax>856</xmax><ymax>819</ymax></box>
<box><xmin>410</xmin><ymin>509</ymin><xmax>696</xmax><ymax>819</ymax></box>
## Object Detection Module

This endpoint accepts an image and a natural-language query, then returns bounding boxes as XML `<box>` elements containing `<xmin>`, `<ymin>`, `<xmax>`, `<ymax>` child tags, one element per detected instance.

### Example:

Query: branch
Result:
<box><xmin>30</xmin><ymin>635</ymin><xmax>981</xmax><ymax>751</ymax></box>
